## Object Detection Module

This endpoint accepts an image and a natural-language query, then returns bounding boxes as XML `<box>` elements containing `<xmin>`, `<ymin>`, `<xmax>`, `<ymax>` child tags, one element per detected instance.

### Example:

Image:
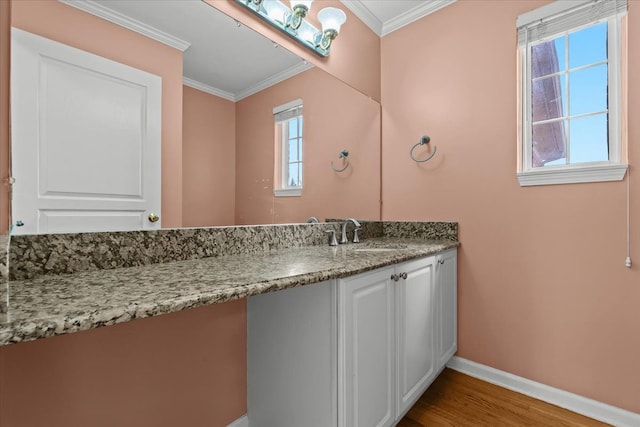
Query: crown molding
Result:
<box><xmin>381</xmin><ymin>0</ymin><xmax>457</xmax><ymax>36</ymax></box>
<box><xmin>184</xmin><ymin>61</ymin><xmax>314</xmax><ymax>103</ymax></box>
<box><xmin>340</xmin><ymin>0</ymin><xmax>456</xmax><ymax>37</ymax></box>
<box><xmin>236</xmin><ymin>61</ymin><xmax>314</xmax><ymax>101</ymax></box>
<box><xmin>58</xmin><ymin>0</ymin><xmax>191</xmax><ymax>51</ymax></box>
<box><xmin>340</xmin><ymin>0</ymin><xmax>383</xmax><ymax>36</ymax></box>
<box><xmin>183</xmin><ymin>78</ymin><xmax>236</xmax><ymax>102</ymax></box>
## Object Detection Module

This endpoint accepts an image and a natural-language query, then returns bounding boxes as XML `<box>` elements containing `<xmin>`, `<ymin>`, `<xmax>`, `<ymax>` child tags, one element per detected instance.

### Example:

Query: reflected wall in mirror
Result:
<box><xmin>235</xmin><ymin>67</ymin><xmax>381</xmax><ymax>225</ymax></box>
<box><xmin>6</xmin><ymin>0</ymin><xmax>381</xmax><ymax>234</ymax></box>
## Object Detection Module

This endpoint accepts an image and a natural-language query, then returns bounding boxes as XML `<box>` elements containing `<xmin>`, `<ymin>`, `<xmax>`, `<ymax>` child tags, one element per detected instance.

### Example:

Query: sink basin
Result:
<box><xmin>353</xmin><ymin>248</ymin><xmax>400</xmax><ymax>253</ymax></box>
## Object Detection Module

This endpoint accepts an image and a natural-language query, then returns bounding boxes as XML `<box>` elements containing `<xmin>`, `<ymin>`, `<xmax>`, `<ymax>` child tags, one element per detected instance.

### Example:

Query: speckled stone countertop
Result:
<box><xmin>0</xmin><ymin>238</ymin><xmax>458</xmax><ymax>346</ymax></box>
<box><xmin>0</xmin><ymin>234</ymin><xmax>9</xmax><ymax>318</ymax></box>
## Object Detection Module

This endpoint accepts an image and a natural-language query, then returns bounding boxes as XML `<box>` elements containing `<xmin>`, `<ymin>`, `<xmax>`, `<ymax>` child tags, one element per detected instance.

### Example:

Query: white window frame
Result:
<box><xmin>273</xmin><ymin>99</ymin><xmax>303</xmax><ymax>197</ymax></box>
<box><xmin>517</xmin><ymin>0</ymin><xmax>628</xmax><ymax>186</ymax></box>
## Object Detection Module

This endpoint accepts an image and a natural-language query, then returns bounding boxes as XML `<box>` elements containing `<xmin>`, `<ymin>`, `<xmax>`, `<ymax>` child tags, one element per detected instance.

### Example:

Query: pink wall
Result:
<box><xmin>235</xmin><ymin>67</ymin><xmax>381</xmax><ymax>225</ymax></box>
<box><xmin>381</xmin><ymin>0</ymin><xmax>640</xmax><ymax>413</ymax></box>
<box><xmin>0</xmin><ymin>0</ymin><xmax>10</xmax><ymax>234</ymax></box>
<box><xmin>10</xmin><ymin>0</ymin><xmax>183</xmax><ymax>228</ymax></box>
<box><xmin>206</xmin><ymin>0</ymin><xmax>381</xmax><ymax>102</ymax></box>
<box><xmin>183</xmin><ymin>85</ymin><xmax>236</xmax><ymax>227</ymax></box>
<box><xmin>0</xmin><ymin>300</ymin><xmax>247</xmax><ymax>427</ymax></box>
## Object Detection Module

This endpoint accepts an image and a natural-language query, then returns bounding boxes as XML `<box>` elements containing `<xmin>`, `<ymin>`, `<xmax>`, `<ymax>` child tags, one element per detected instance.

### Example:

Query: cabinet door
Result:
<box><xmin>395</xmin><ymin>257</ymin><xmax>436</xmax><ymax>417</ymax></box>
<box><xmin>339</xmin><ymin>267</ymin><xmax>395</xmax><ymax>427</ymax></box>
<box><xmin>437</xmin><ymin>249</ymin><xmax>458</xmax><ymax>367</ymax></box>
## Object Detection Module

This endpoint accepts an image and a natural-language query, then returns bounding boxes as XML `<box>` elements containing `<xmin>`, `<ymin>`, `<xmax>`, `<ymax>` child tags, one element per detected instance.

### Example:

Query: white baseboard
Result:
<box><xmin>447</xmin><ymin>356</ymin><xmax>640</xmax><ymax>427</ymax></box>
<box><xmin>226</xmin><ymin>414</ymin><xmax>249</xmax><ymax>427</ymax></box>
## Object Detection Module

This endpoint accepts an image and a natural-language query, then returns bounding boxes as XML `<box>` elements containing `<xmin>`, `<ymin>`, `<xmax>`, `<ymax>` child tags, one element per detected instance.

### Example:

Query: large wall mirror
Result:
<box><xmin>8</xmin><ymin>0</ymin><xmax>381</xmax><ymax>234</ymax></box>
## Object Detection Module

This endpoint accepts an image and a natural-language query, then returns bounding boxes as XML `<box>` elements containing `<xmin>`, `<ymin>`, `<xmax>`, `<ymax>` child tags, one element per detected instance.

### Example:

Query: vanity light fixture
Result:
<box><xmin>235</xmin><ymin>0</ymin><xmax>347</xmax><ymax>57</ymax></box>
<box><xmin>289</xmin><ymin>0</ymin><xmax>312</xmax><ymax>29</ymax></box>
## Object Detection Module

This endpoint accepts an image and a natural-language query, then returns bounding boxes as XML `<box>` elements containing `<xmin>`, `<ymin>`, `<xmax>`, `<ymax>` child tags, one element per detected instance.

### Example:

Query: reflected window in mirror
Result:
<box><xmin>274</xmin><ymin>99</ymin><xmax>304</xmax><ymax>197</ymax></box>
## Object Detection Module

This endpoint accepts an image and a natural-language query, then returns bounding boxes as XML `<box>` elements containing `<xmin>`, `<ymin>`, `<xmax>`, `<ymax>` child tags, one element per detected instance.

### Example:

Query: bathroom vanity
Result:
<box><xmin>248</xmin><ymin>249</ymin><xmax>457</xmax><ymax>427</ymax></box>
<box><xmin>0</xmin><ymin>221</ymin><xmax>458</xmax><ymax>427</ymax></box>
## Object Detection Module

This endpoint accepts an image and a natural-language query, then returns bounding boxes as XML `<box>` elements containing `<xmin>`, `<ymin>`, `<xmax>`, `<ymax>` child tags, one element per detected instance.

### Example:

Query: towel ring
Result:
<box><xmin>410</xmin><ymin>135</ymin><xmax>438</xmax><ymax>163</ymax></box>
<box><xmin>331</xmin><ymin>149</ymin><xmax>350</xmax><ymax>172</ymax></box>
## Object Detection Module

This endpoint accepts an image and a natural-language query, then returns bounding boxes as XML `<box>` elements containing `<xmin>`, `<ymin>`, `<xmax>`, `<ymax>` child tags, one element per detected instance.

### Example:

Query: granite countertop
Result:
<box><xmin>0</xmin><ymin>238</ymin><xmax>458</xmax><ymax>346</ymax></box>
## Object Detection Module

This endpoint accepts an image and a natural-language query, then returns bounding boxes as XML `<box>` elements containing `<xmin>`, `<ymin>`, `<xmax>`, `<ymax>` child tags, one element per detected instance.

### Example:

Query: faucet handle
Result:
<box><xmin>325</xmin><ymin>229</ymin><xmax>338</xmax><ymax>246</ymax></box>
<box><xmin>352</xmin><ymin>227</ymin><xmax>361</xmax><ymax>243</ymax></box>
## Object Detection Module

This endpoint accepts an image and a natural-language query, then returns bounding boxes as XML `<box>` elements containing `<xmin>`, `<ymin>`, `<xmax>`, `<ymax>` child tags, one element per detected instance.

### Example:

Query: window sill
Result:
<box><xmin>274</xmin><ymin>188</ymin><xmax>302</xmax><ymax>197</ymax></box>
<box><xmin>517</xmin><ymin>164</ymin><xmax>628</xmax><ymax>186</ymax></box>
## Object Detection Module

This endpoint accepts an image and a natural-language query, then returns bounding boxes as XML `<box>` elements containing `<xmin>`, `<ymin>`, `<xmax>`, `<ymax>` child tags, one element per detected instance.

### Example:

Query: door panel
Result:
<box><xmin>39</xmin><ymin>210</ymin><xmax>146</xmax><ymax>234</ymax></box>
<box><xmin>11</xmin><ymin>28</ymin><xmax>161</xmax><ymax>234</ymax></box>
<box><xmin>42</xmin><ymin>56</ymin><xmax>144</xmax><ymax>198</ymax></box>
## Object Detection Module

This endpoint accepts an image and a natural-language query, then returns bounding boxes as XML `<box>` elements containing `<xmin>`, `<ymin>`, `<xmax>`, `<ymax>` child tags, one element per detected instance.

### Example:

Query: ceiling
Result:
<box><xmin>59</xmin><ymin>0</ymin><xmax>455</xmax><ymax>101</ymax></box>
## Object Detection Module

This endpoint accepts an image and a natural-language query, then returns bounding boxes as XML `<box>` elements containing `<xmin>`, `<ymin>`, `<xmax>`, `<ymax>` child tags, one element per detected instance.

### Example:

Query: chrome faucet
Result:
<box><xmin>340</xmin><ymin>218</ymin><xmax>361</xmax><ymax>244</ymax></box>
<box><xmin>325</xmin><ymin>229</ymin><xmax>338</xmax><ymax>246</ymax></box>
<box><xmin>306</xmin><ymin>216</ymin><xmax>320</xmax><ymax>223</ymax></box>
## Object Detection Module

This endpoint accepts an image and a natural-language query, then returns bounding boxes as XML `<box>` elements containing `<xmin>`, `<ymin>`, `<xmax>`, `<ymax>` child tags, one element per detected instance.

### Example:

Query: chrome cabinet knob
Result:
<box><xmin>148</xmin><ymin>213</ymin><xmax>160</xmax><ymax>223</ymax></box>
<box><xmin>401</xmin><ymin>272</ymin><xmax>408</xmax><ymax>280</ymax></box>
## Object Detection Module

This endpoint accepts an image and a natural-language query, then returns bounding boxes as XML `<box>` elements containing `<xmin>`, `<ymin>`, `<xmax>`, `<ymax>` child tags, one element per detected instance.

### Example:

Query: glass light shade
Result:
<box><xmin>317</xmin><ymin>7</ymin><xmax>346</xmax><ymax>33</ymax></box>
<box><xmin>297</xmin><ymin>20</ymin><xmax>317</xmax><ymax>44</ymax></box>
<box><xmin>263</xmin><ymin>0</ymin><xmax>288</xmax><ymax>24</ymax></box>
<box><xmin>290</xmin><ymin>0</ymin><xmax>313</xmax><ymax>12</ymax></box>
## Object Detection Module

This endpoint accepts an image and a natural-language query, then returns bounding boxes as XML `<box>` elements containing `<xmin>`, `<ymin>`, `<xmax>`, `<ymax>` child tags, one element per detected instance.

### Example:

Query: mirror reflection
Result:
<box><xmin>9</xmin><ymin>0</ymin><xmax>381</xmax><ymax>234</ymax></box>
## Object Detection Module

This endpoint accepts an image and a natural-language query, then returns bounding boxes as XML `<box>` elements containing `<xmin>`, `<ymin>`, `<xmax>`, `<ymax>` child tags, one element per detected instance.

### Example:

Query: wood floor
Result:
<box><xmin>397</xmin><ymin>369</ymin><xmax>611</xmax><ymax>427</ymax></box>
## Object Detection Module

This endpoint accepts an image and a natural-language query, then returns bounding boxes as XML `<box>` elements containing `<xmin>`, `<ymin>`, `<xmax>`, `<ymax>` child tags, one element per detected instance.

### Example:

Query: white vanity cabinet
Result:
<box><xmin>338</xmin><ymin>257</ymin><xmax>437</xmax><ymax>427</ymax></box>
<box><xmin>247</xmin><ymin>251</ymin><xmax>457</xmax><ymax>427</ymax></box>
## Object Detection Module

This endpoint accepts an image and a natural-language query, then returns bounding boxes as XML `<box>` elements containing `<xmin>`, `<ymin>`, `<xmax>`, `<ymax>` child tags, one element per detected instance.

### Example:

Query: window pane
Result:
<box><xmin>287</xmin><ymin>163</ymin><xmax>299</xmax><ymax>187</ymax></box>
<box><xmin>569</xmin><ymin>64</ymin><xmax>607</xmax><ymax>116</ymax></box>
<box><xmin>532</xmin><ymin>121</ymin><xmax>566</xmax><ymax>167</ymax></box>
<box><xmin>288</xmin><ymin>118</ymin><xmax>298</xmax><ymax>138</ymax></box>
<box><xmin>532</xmin><ymin>37</ymin><xmax>564</xmax><ymax>78</ymax></box>
<box><xmin>569</xmin><ymin>114</ymin><xmax>608</xmax><ymax>163</ymax></box>
<box><xmin>532</xmin><ymin>74</ymin><xmax>565</xmax><ymax>122</ymax></box>
<box><xmin>299</xmin><ymin>116</ymin><xmax>303</xmax><ymax>136</ymax></box>
<box><xmin>288</xmin><ymin>139</ymin><xmax>298</xmax><ymax>161</ymax></box>
<box><xmin>569</xmin><ymin>22</ymin><xmax>607</xmax><ymax>69</ymax></box>
<box><xmin>554</xmin><ymin>37</ymin><xmax>566</xmax><ymax>72</ymax></box>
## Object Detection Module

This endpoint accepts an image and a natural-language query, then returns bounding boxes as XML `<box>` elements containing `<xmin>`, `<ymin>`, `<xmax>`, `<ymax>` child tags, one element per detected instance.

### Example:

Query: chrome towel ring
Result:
<box><xmin>410</xmin><ymin>135</ymin><xmax>438</xmax><ymax>163</ymax></box>
<box><xmin>331</xmin><ymin>149</ymin><xmax>350</xmax><ymax>172</ymax></box>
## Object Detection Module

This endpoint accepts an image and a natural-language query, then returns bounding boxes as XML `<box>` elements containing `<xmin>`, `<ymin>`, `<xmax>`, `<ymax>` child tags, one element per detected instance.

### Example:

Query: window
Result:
<box><xmin>517</xmin><ymin>0</ymin><xmax>627</xmax><ymax>186</ymax></box>
<box><xmin>273</xmin><ymin>99</ymin><xmax>303</xmax><ymax>197</ymax></box>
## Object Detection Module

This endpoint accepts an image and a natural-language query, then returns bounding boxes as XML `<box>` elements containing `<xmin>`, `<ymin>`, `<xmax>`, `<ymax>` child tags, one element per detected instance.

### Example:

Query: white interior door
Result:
<box><xmin>10</xmin><ymin>28</ymin><xmax>161</xmax><ymax>235</ymax></box>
